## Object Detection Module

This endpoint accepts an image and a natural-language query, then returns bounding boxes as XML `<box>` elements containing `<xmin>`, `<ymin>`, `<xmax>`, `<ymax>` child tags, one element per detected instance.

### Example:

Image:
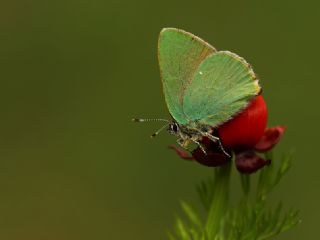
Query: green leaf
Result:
<box><xmin>181</xmin><ymin>201</ymin><xmax>203</xmax><ymax>230</ymax></box>
<box><xmin>196</xmin><ymin>177</ymin><xmax>215</xmax><ymax>211</ymax></box>
<box><xmin>175</xmin><ymin>217</ymin><xmax>191</xmax><ymax>240</ymax></box>
<box><xmin>168</xmin><ymin>151</ymin><xmax>299</xmax><ymax>240</ymax></box>
<box><xmin>273</xmin><ymin>153</ymin><xmax>292</xmax><ymax>187</ymax></box>
<box><xmin>257</xmin><ymin>153</ymin><xmax>274</xmax><ymax>201</ymax></box>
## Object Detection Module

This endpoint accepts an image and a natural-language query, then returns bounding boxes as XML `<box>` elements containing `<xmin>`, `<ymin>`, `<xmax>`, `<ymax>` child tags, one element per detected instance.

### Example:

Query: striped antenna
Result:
<box><xmin>132</xmin><ymin>118</ymin><xmax>170</xmax><ymax>123</ymax></box>
<box><xmin>132</xmin><ymin>118</ymin><xmax>170</xmax><ymax>138</ymax></box>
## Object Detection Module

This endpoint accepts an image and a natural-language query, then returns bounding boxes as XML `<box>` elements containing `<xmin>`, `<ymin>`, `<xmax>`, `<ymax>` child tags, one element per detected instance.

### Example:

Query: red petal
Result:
<box><xmin>235</xmin><ymin>150</ymin><xmax>271</xmax><ymax>174</ymax></box>
<box><xmin>218</xmin><ymin>95</ymin><xmax>268</xmax><ymax>151</ymax></box>
<box><xmin>168</xmin><ymin>145</ymin><xmax>194</xmax><ymax>160</ymax></box>
<box><xmin>254</xmin><ymin>126</ymin><xmax>286</xmax><ymax>152</ymax></box>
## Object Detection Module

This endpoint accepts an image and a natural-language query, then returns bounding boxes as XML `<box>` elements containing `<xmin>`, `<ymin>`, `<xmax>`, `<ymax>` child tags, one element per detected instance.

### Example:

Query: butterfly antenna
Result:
<box><xmin>150</xmin><ymin>123</ymin><xmax>169</xmax><ymax>138</ymax></box>
<box><xmin>132</xmin><ymin>118</ymin><xmax>170</xmax><ymax>138</ymax></box>
<box><xmin>132</xmin><ymin>118</ymin><xmax>170</xmax><ymax>123</ymax></box>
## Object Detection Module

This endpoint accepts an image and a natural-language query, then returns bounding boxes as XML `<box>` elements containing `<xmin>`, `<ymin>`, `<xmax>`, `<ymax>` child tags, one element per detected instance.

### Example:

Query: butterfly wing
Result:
<box><xmin>183</xmin><ymin>51</ymin><xmax>261</xmax><ymax>127</ymax></box>
<box><xmin>158</xmin><ymin>28</ymin><xmax>216</xmax><ymax>124</ymax></box>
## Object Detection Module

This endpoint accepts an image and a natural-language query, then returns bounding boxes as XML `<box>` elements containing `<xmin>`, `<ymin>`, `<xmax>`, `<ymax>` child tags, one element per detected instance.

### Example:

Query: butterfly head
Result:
<box><xmin>167</xmin><ymin>121</ymin><xmax>180</xmax><ymax>136</ymax></box>
<box><xmin>133</xmin><ymin>117</ymin><xmax>185</xmax><ymax>139</ymax></box>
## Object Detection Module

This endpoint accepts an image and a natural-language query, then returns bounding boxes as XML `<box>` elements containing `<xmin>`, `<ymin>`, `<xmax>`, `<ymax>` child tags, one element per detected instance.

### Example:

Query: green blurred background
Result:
<box><xmin>0</xmin><ymin>0</ymin><xmax>318</xmax><ymax>239</ymax></box>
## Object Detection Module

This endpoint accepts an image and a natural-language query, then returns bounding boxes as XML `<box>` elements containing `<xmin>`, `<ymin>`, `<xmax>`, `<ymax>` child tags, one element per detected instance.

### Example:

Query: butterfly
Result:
<box><xmin>133</xmin><ymin>28</ymin><xmax>261</xmax><ymax>156</ymax></box>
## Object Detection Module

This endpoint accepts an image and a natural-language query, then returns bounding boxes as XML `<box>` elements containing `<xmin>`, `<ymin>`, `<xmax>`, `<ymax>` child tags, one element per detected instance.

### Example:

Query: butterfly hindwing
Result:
<box><xmin>183</xmin><ymin>51</ymin><xmax>261</xmax><ymax>127</ymax></box>
<box><xmin>158</xmin><ymin>28</ymin><xmax>216</xmax><ymax>124</ymax></box>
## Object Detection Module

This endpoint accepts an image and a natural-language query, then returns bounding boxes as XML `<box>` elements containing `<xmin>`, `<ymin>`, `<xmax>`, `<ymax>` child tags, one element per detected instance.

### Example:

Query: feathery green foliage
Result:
<box><xmin>168</xmin><ymin>152</ymin><xmax>300</xmax><ymax>240</ymax></box>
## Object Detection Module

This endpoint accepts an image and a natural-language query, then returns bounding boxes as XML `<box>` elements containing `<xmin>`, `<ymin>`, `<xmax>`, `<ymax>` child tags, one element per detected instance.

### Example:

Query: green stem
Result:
<box><xmin>240</xmin><ymin>174</ymin><xmax>250</xmax><ymax>197</ymax></box>
<box><xmin>205</xmin><ymin>161</ymin><xmax>231</xmax><ymax>239</ymax></box>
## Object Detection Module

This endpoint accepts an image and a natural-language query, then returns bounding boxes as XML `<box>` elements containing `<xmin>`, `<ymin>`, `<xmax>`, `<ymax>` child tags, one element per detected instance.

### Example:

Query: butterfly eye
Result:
<box><xmin>171</xmin><ymin>123</ymin><xmax>179</xmax><ymax>132</ymax></box>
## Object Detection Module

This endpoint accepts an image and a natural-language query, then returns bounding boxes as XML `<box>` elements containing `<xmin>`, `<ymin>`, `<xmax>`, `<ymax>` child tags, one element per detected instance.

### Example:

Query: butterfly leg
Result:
<box><xmin>202</xmin><ymin>132</ymin><xmax>231</xmax><ymax>158</ymax></box>
<box><xmin>177</xmin><ymin>138</ymin><xmax>192</xmax><ymax>152</ymax></box>
<box><xmin>192</xmin><ymin>139</ymin><xmax>207</xmax><ymax>154</ymax></box>
<box><xmin>177</xmin><ymin>138</ymin><xmax>207</xmax><ymax>154</ymax></box>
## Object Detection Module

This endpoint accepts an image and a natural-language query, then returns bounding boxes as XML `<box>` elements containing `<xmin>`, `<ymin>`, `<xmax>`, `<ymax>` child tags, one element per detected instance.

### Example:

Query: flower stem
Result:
<box><xmin>240</xmin><ymin>174</ymin><xmax>251</xmax><ymax>197</ymax></box>
<box><xmin>205</xmin><ymin>161</ymin><xmax>231</xmax><ymax>239</ymax></box>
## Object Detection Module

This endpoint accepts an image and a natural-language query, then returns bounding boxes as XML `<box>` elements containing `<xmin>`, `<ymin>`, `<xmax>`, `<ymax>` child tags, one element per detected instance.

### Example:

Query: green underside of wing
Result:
<box><xmin>183</xmin><ymin>51</ymin><xmax>261</xmax><ymax>127</ymax></box>
<box><xmin>158</xmin><ymin>28</ymin><xmax>216</xmax><ymax>124</ymax></box>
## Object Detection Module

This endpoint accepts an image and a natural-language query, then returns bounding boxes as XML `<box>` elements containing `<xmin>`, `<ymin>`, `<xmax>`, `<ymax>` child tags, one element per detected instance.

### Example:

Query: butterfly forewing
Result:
<box><xmin>158</xmin><ymin>28</ymin><xmax>216</xmax><ymax>124</ymax></box>
<box><xmin>183</xmin><ymin>51</ymin><xmax>261</xmax><ymax>127</ymax></box>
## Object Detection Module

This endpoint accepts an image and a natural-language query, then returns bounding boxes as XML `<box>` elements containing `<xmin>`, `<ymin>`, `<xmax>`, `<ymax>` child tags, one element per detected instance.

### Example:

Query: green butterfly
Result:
<box><xmin>134</xmin><ymin>28</ymin><xmax>261</xmax><ymax>156</ymax></box>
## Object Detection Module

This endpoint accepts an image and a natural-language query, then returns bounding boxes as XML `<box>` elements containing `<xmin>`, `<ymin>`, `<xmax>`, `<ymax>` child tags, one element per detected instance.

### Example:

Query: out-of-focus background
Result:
<box><xmin>0</xmin><ymin>0</ymin><xmax>318</xmax><ymax>239</ymax></box>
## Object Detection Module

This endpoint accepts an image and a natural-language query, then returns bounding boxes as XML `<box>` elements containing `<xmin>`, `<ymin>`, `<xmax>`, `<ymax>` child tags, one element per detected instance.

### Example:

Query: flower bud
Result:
<box><xmin>218</xmin><ymin>95</ymin><xmax>268</xmax><ymax>151</ymax></box>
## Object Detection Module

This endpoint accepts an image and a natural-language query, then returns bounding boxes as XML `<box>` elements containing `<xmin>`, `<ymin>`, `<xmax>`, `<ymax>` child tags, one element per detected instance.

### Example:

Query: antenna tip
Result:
<box><xmin>132</xmin><ymin>118</ymin><xmax>142</xmax><ymax>122</ymax></box>
<box><xmin>150</xmin><ymin>133</ymin><xmax>157</xmax><ymax>138</ymax></box>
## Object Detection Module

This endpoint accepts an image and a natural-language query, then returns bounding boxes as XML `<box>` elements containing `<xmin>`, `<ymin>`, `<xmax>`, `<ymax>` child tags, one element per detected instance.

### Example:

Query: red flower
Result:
<box><xmin>254</xmin><ymin>126</ymin><xmax>286</xmax><ymax>152</ymax></box>
<box><xmin>219</xmin><ymin>95</ymin><xmax>268</xmax><ymax>151</ymax></box>
<box><xmin>169</xmin><ymin>96</ymin><xmax>286</xmax><ymax>174</ymax></box>
<box><xmin>234</xmin><ymin>126</ymin><xmax>286</xmax><ymax>174</ymax></box>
